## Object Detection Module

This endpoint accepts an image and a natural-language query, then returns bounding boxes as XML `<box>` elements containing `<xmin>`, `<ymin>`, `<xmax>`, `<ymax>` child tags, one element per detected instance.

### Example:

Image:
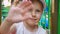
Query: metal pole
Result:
<box><xmin>58</xmin><ymin>0</ymin><xmax>60</xmax><ymax>34</ymax></box>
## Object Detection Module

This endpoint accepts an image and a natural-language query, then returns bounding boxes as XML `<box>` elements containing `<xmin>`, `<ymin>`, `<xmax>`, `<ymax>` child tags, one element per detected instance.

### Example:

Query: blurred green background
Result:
<box><xmin>1</xmin><ymin>0</ymin><xmax>51</xmax><ymax>34</ymax></box>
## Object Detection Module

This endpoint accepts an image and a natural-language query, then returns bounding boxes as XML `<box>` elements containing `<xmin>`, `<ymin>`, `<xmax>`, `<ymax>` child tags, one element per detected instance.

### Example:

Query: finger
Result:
<box><xmin>23</xmin><ymin>0</ymin><xmax>30</xmax><ymax>1</ymax></box>
<box><xmin>16</xmin><ymin>2</ymin><xmax>33</xmax><ymax>15</ymax></box>
<box><xmin>22</xmin><ymin>2</ymin><xmax>32</xmax><ymax>9</ymax></box>
<box><xmin>24</xmin><ymin>4</ymin><xmax>34</xmax><ymax>12</ymax></box>
<box><xmin>17</xmin><ymin>1</ymin><xmax>32</xmax><ymax>8</ymax></box>
<box><xmin>23</xmin><ymin>0</ymin><xmax>28</xmax><ymax>1</ymax></box>
<box><xmin>20</xmin><ymin>4</ymin><xmax>33</xmax><ymax>16</ymax></box>
<box><xmin>12</xmin><ymin>0</ymin><xmax>19</xmax><ymax>6</ymax></box>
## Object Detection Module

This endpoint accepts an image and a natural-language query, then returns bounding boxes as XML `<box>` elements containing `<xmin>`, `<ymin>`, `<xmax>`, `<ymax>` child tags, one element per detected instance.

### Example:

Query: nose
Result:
<box><xmin>32</xmin><ymin>11</ymin><xmax>36</xmax><ymax>17</ymax></box>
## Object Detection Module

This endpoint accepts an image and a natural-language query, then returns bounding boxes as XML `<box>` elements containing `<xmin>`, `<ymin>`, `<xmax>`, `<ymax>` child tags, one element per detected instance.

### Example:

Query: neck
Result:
<box><xmin>23</xmin><ymin>21</ymin><xmax>38</xmax><ymax>32</ymax></box>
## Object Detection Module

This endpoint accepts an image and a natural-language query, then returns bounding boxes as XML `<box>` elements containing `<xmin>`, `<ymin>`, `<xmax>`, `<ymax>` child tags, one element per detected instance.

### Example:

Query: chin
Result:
<box><xmin>34</xmin><ymin>23</ymin><xmax>38</xmax><ymax>26</ymax></box>
<box><xmin>30</xmin><ymin>21</ymin><xmax>38</xmax><ymax>26</ymax></box>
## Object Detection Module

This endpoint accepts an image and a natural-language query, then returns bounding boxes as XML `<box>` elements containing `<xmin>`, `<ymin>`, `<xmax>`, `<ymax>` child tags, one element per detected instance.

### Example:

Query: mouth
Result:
<box><xmin>30</xmin><ymin>18</ymin><xmax>39</xmax><ymax>25</ymax></box>
<box><xmin>30</xmin><ymin>18</ymin><xmax>38</xmax><ymax>22</ymax></box>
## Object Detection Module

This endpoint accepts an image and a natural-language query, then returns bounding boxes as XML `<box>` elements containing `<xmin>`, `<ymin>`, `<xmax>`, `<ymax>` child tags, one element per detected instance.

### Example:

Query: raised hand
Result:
<box><xmin>6</xmin><ymin>1</ymin><xmax>33</xmax><ymax>23</ymax></box>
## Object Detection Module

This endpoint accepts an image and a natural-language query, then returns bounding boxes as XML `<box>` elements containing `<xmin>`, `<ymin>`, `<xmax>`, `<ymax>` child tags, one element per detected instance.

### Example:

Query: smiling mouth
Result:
<box><xmin>30</xmin><ymin>18</ymin><xmax>38</xmax><ymax>22</ymax></box>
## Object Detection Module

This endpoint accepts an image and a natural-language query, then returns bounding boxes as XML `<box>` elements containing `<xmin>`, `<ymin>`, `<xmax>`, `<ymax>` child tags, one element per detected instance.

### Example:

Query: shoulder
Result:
<box><xmin>39</xmin><ymin>26</ymin><xmax>47</xmax><ymax>34</ymax></box>
<box><xmin>15</xmin><ymin>22</ymin><xmax>24</xmax><ymax>34</ymax></box>
<box><xmin>10</xmin><ymin>22</ymin><xmax>23</xmax><ymax>30</ymax></box>
<box><xmin>9</xmin><ymin>22</ymin><xmax>23</xmax><ymax>34</ymax></box>
<box><xmin>15</xmin><ymin>22</ymin><xmax>23</xmax><ymax>29</ymax></box>
<box><xmin>11</xmin><ymin>22</ymin><xmax>23</xmax><ymax>30</ymax></box>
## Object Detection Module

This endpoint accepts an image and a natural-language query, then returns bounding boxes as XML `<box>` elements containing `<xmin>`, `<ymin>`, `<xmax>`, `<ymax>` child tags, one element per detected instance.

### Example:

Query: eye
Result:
<box><xmin>36</xmin><ymin>10</ymin><xmax>40</xmax><ymax>12</ymax></box>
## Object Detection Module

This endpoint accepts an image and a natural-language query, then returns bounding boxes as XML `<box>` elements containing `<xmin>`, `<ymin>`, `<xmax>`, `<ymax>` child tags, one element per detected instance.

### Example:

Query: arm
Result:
<box><xmin>0</xmin><ymin>1</ymin><xmax>32</xmax><ymax>34</ymax></box>
<box><xmin>0</xmin><ymin>18</ymin><xmax>14</xmax><ymax>34</ymax></box>
<box><xmin>8</xmin><ymin>24</ymin><xmax>17</xmax><ymax>34</ymax></box>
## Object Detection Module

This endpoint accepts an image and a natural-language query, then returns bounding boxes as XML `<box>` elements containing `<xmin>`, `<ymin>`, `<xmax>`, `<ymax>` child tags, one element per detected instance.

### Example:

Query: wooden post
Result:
<box><xmin>51</xmin><ymin>0</ymin><xmax>58</xmax><ymax>34</ymax></box>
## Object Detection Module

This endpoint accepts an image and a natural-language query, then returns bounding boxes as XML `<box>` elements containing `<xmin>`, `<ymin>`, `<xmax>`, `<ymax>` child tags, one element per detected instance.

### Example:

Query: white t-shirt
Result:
<box><xmin>15</xmin><ymin>22</ymin><xmax>47</xmax><ymax>34</ymax></box>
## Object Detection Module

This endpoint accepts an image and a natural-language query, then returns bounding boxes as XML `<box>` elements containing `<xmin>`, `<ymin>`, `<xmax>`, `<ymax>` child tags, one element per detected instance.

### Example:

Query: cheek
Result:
<box><xmin>36</xmin><ymin>13</ymin><xmax>42</xmax><ymax>18</ymax></box>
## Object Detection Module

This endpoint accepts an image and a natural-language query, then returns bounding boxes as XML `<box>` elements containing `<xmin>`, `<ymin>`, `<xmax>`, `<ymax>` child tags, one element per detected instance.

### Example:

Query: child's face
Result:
<box><xmin>24</xmin><ymin>2</ymin><xmax>43</xmax><ymax>26</ymax></box>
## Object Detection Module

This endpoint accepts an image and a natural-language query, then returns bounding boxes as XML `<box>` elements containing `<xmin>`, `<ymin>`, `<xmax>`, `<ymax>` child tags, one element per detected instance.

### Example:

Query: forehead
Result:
<box><xmin>33</xmin><ymin>2</ymin><xmax>43</xmax><ymax>10</ymax></box>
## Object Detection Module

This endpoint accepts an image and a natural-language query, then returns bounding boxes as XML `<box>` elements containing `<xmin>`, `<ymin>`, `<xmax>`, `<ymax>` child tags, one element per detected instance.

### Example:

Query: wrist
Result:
<box><xmin>4</xmin><ymin>17</ymin><xmax>14</xmax><ymax>25</ymax></box>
